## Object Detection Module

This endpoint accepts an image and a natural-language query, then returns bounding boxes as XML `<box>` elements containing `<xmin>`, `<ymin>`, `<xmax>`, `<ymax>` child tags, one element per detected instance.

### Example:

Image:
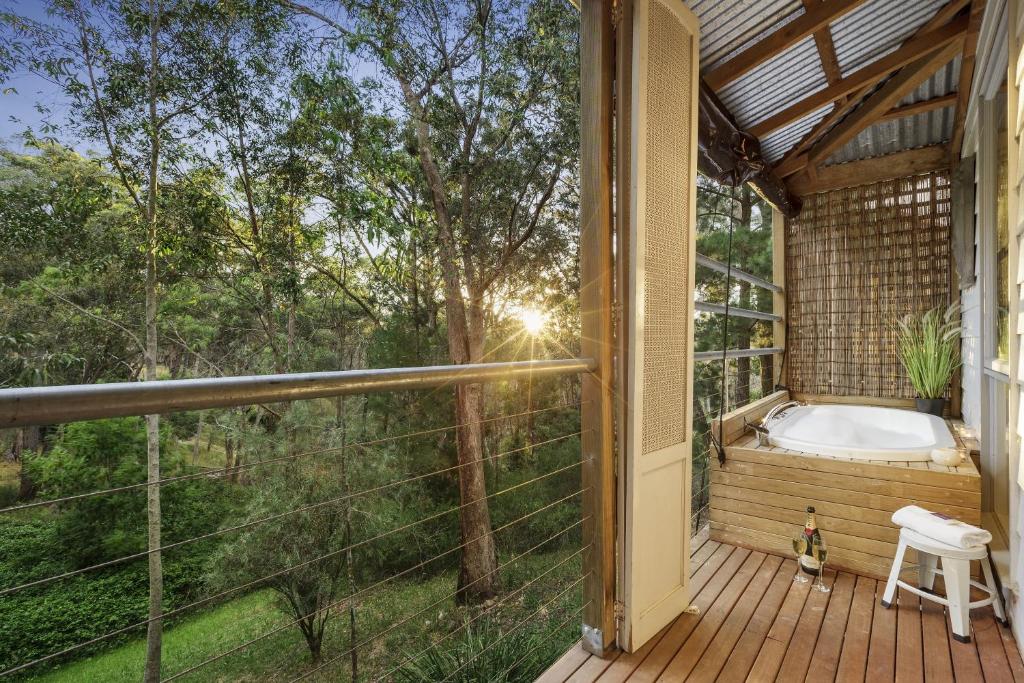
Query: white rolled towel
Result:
<box><xmin>891</xmin><ymin>505</ymin><xmax>992</xmax><ymax>549</ymax></box>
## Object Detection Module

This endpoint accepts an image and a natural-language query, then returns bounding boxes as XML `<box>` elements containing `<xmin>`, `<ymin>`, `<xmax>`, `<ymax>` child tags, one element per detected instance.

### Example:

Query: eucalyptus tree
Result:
<box><xmin>2</xmin><ymin>1</ymin><xmax>223</xmax><ymax>678</ymax></box>
<box><xmin>184</xmin><ymin>4</ymin><xmax>315</xmax><ymax>376</ymax></box>
<box><xmin>281</xmin><ymin>0</ymin><xmax>580</xmax><ymax>603</ymax></box>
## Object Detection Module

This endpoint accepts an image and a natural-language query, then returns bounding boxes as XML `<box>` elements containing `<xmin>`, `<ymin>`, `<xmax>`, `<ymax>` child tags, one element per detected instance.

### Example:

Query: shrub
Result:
<box><xmin>395</xmin><ymin>621</ymin><xmax>562</xmax><ymax>683</ymax></box>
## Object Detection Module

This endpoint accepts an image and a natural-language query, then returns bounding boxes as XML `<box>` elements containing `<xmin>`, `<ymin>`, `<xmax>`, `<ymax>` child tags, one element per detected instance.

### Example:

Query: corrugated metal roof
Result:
<box><xmin>825</xmin><ymin>56</ymin><xmax>960</xmax><ymax>164</ymax></box>
<box><xmin>830</xmin><ymin>0</ymin><xmax>948</xmax><ymax>76</ymax></box>
<box><xmin>686</xmin><ymin>0</ymin><xmax>802</xmax><ymax>71</ymax></box>
<box><xmin>686</xmin><ymin>0</ymin><xmax>966</xmax><ymax>170</ymax></box>
<box><xmin>822</xmin><ymin>110</ymin><xmax>952</xmax><ymax>163</ymax></box>
<box><xmin>761</xmin><ymin>104</ymin><xmax>832</xmax><ymax>163</ymax></box>
<box><xmin>895</xmin><ymin>54</ymin><xmax>962</xmax><ymax>107</ymax></box>
<box><xmin>717</xmin><ymin>36</ymin><xmax>828</xmax><ymax>129</ymax></box>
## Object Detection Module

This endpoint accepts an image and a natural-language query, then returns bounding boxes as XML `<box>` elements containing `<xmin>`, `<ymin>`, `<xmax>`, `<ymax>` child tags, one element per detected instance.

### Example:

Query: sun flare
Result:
<box><xmin>519</xmin><ymin>307</ymin><xmax>547</xmax><ymax>335</ymax></box>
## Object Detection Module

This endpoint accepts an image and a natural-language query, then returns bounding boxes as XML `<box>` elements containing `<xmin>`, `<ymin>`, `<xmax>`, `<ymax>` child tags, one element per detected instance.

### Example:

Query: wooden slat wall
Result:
<box><xmin>786</xmin><ymin>172</ymin><xmax>954</xmax><ymax>400</ymax></box>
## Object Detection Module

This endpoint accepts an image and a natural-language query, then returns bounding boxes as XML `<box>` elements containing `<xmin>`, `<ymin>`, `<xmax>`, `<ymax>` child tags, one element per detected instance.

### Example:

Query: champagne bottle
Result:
<box><xmin>798</xmin><ymin>506</ymin><xmax>822</xmax><ymax>577</ymax></box>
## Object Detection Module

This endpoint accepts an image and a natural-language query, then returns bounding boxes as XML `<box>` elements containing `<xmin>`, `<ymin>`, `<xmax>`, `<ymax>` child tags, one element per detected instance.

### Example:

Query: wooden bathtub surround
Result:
<box><xmin>708</xmin><ymin>395</ymin><xmax>982</xmax><ymax>581</ymax></box>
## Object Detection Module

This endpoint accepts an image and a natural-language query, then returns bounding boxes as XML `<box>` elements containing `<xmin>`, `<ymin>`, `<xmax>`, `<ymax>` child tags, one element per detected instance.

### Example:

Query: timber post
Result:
<box><xmin>579</xmin><ymin>0</ymin><xmax>617</xmax><ymax>657</ymax></box>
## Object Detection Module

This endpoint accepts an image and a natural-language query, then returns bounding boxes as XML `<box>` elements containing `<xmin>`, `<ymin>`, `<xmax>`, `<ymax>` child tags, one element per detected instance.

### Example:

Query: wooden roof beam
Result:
<box><xmin>877</xmin><ymin>93</ymin><xmax>959</xmax><ymax>122</ymax></box>
<box><xmin>703</xmin><ymin>0</ymin><xmax>870</xmax><ymax>91</ymax></box>
<box><xmin>748</xmin><ymin>15</ymin><xmax>969</xmax><ymax>138</ymax></box>
<box><xmin>949</xmin><ymin>0</ymin><xmax>986</xmax><ymax>162</ymax></box>
<box><xmin>788</xmin><ymin>144</ymin><xmax>949</xmax><ymax>195</ymax></box>
<box><xmin>775</xmin><ymin>75</ymin><xmax>958</xmax><ymax>178</ymax></box>
<box><xmin>771</xmin><ymin>0</ymin><xmax>972</xmax><ymax>178</ymax></box>
<box><xmin>801</xmin><ymin>0</ymin><xmax>845</xmax><ymax>90</ymax></box>
<box><xmin>806</xmin><ymin>39</ymin><xmax>962</xmax><ymax>166</ymax></box>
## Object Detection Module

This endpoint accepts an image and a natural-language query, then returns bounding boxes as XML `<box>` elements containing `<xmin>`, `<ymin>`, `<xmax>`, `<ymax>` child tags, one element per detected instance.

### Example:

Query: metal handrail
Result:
<box><xmin>696</xmin><ymin>253</ymin><xmax>783</xmax><ymax>293</ymax></box>
<box><xmin>693</xmin><ymin>347</ymin><xmax>784</xmax><ymax>362</ymax></box>
<box><xmin>0</xmin><ymin>358</ymin><xmax>595</xmax><ymax>428</ymax></box>
<box><xmin>695</xmin><ymin>301</ymin><xmax>783</xmax><ymax>322</ymax></box>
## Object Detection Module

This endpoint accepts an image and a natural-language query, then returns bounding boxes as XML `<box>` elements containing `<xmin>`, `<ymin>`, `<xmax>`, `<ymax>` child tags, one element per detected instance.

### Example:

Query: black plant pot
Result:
<box><xmin>915</xmin><ymin>398</ymin><xmax>946</xmax><ymax>416</ymax></box>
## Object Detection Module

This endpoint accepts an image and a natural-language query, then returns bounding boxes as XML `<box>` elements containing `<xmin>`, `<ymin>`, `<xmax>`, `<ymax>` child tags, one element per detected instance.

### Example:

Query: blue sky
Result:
<box><xmin>0</xmin><ymin>0</ymin><xmax>387</xmax><ymax>153</ymax></box>
<box><xmin>1</xmin><ymin>1</ymin><xmax>75</xmax><ymax>150</ymax></box>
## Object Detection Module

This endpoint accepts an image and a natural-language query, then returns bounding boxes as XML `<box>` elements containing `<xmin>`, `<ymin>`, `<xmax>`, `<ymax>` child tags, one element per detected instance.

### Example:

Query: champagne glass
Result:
<box><xmin>811</xmin><ymin>538</ymin><xmax>831</xmax><ymax>593</ymax></box>
<box><xmin>791</xmin><ymin>535</ymin><xmax>809</xmax><ymax>583</ymax></box>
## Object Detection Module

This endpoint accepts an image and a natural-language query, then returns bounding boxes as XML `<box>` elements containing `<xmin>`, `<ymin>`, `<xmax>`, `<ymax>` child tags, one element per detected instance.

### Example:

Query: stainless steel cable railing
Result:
<box><xmin>163</xmin><ymin>505</ymin><xmax>588</xmax><ymax>681</ymax></box>
<box><xmin>0</xmin><ymin>358</ymin><xmax>592</xmax><ymax>680</ymax></box>
<box><xmin>0</xmin><ymin>401</ymin><xmax>581</xmax><ymax>514</ymax></box>
<box><xmin>0</xmin><ymin>430</ymin><xmax>583</xmax><ymax>598</ymax></box>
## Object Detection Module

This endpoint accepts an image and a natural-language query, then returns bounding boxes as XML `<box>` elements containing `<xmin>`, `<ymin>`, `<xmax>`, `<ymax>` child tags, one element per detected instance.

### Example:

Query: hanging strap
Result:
<box><xmin>714</xmin><ymin>187</ymin><xmax>737</xmax><ymax>466</ymax></box>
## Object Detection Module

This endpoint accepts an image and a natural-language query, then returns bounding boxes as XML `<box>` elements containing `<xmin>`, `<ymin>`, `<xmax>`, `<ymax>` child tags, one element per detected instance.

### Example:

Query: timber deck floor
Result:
<box><xmin>537</xmin><ymin>529</ymin><xmax>1024</xmax><ymax>682</ymax></box>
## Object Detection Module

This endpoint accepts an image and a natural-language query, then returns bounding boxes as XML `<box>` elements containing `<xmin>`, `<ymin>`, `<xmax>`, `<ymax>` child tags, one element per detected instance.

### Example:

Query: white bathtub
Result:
<box><xmin>766</xmin><ymin>404</ymin><xmax>956</xmax><ymax>461</ymax></box>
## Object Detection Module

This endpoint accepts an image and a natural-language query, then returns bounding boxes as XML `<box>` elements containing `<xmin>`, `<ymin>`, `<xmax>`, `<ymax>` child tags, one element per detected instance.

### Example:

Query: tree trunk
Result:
<box><xmin>301</xmin><ymin>625</ymin><xmax>323</xmax><ymax>665</ymax></box>
<box><xmin>192</xmin><ymin>413</ymin><xmax>203</xmax><ymax>466</ymax></box>
<box><xmin>734</xmin><ymin>188</ymin><xmax>753</xmax><ymax>407</ymax></box>
<box><xmin>335</xmin><ymin>322</ymin><xmax>358</xmax><ymax>682</ymax></box>
<box><xmin>454</xmin><ymin>295</ymin><xmax>498</xmax><ymax>602</ymax></box>
<box><xmin>17</xmin><ymin>426</ymin><xmax>40</xmax><ymax>501</ymax></box>
<box><xmin>761</xmin><ymin>354</ymin><xmax>774</xmax><ymax>396</ymax></box>
<box><xmin>143</xmin><ymin>3</ymin><xmax>163</xmax><ymax>679</ymax></box>
<box><xmin>7</xmin><ymin>429</ymin><xmax>21</xmax><ymax>463</ymax></box>
<box><xmin>400</xmin><ymin>82</ymin><xmax>498</xmax><ymax>603</ymax></box>
<box><xmin>225</xmin><ymin>435</ymin><xmax>235</xmax><ymax>474</ymax></box>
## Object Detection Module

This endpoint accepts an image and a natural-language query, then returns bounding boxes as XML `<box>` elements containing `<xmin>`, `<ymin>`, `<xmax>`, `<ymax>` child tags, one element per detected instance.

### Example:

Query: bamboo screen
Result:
<box><xmin>785</xmin><ymin>171</ymin><xmax>952</xmax><ymax>399</ymax></box>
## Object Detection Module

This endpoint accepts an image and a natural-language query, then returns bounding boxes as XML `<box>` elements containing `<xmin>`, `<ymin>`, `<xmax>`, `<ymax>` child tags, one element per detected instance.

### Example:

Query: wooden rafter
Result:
<box><xmin>801</xmin><ymin>0</ymin><xmax>844</xmax><ymax>90</ymax></box>
<box><xmin>807</xmin><ymin>40</ymin><xmax>962</xmax><ymax>165</ymax></box>
<box><xmin>788</xmin><ymin>144</ymin><xmax>949</xmax><ymax>194</ymax></box>
<box><xmin>770</xmin><ymin>0</ymin><xmax>972</xmax><ymax>177</ymax></box>
<box><xmin>748</xmin><ymin>15</ymin><xmax>968</xmax><ymax>138</ymax></box>
<box><xmin>703</xmin><ymin>0</ymin><xmax>870</xmax><ymax>90</ymax></box>
<box><xmin>878</xmin><ymin>93</ymin><xmax>958</xmax><ymax>122</ymax></box>
<box><xmin>773</xmin><ymin>96</ymin><xmax>864</xmax><ymax>177</ymax></box>
<box><xmin>949</xmin><ymin>0</ymin><xmax>986</xmax><ymax>161</ymax></box>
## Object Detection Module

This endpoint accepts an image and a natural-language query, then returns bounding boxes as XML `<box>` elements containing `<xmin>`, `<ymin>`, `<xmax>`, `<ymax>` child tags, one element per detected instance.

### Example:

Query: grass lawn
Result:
<box><xmin>29</xmin><ymin>591</ymin><xmax>280</xmax><ymax>683</ymax></box>
<box><xmin>28</xmin><ymin>548</ymin><xmax>582</xmax><ymax>682</ymax></box>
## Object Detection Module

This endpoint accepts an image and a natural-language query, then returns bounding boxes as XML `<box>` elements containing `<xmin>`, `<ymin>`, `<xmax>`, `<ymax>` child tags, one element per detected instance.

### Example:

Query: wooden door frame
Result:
<box><xmin>580</xmin><ymin>0</ymin><xmax>617</xmax><ymax>657</ymax></box>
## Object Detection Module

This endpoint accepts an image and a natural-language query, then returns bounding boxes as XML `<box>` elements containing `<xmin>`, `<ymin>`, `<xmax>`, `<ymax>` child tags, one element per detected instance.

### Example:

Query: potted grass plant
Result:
<box><xmin>893</xmin><ymin>304</ymin><xmax>961</xmax><ymax>416</ymax></box>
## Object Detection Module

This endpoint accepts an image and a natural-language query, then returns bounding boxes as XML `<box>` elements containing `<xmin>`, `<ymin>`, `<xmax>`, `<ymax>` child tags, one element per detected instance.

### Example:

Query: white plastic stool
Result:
<box><xmin>881</xmin><ymin>527</ymin><xmax>1005</xmax><ymax>643</ymax></box>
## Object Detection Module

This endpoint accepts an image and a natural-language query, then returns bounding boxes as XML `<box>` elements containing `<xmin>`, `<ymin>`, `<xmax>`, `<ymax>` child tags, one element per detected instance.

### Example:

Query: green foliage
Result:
<box><xmin>25</xmin><ymin>418</ymin><xmax>235</xmax><ymax>568</ymax></box>
<box><xmin>0</xmin><ymin>418</ymin><xmax>239</xmax><ymax>672</ymax></box>
<box><xmin>894</xmin><ymin>304</ymin><xmax>962</xmax><ymax>399</ymax></box>
<box><xmin>0</xmin><ymin>516</ymin><xmax>212</xmax><ymax>673</ymax></box>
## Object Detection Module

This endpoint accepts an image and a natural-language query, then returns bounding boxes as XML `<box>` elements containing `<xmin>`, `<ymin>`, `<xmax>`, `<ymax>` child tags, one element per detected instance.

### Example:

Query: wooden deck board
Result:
<box><xmin>715</xmin><ymin>559</ymin><xmax>799</xmax><ymax>682</ymax></box>
<box><xmin>895</xmin><ymin>590</ymin><xmax>924</xmax><ymax>682</ymax></box>
<box><xmin>835</xmin><ymin>575</ymin><xmax>876</xmax><ymax>683</ymax></box>
<box><xmin>772</xmin><ymin>568</ymin><xmax>835</xmax><ymax>681</ymax></box>
<box><xmin>538</xmin><ymin>537</ymin><xmax>1024</xmax><ymax>683</ymax></box>
<box><xmin>808</xmin><ymin>570</ymin><xmax>856</xmax><ymax>681</ymax></box>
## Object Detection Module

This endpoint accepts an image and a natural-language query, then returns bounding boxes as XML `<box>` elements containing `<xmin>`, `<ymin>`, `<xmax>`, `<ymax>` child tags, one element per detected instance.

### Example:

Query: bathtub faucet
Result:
<box><xmin>762</xmin><ymin>400</ymin><xmax>804</xmax><ymax>430</ymax></box>
<box><xmin>744</xmin><ymin>418</ymin><xmax>771</xmax><ymax>447</ymax></box>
